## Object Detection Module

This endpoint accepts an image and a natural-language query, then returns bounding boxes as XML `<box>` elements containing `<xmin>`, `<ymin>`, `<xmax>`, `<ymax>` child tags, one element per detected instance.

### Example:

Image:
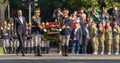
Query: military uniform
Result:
<box><xmin>7</xmin><ymin>23</ymin><xmax>12</xmax><ymax>54</ymax></box>
<box><xmin>11</xmin><ymin>23</ymin><xmax>18</xmax><ymax>54</ymax></box>
<box><xmin>87</xmin><ymin>22</ymin><xmax>93</xmax><ymax>53</ymax></box>
<box><xmin>113</xmin><ymin>24</ymin><xmax>120</xmax><ymax>54</ymax></box>
<box><xmin>26</xmin><ymin>23</ymin><xmax>33</xmax><ymax>53</ymax></box>
<box><xmin>1</xmin><ymin>22</ymin><xmax>11</xmax><ymax>54</ymax></box>
<box><xmin>89</xmin><ymin>23</ymin><xmax>98</xmax><ymax>55</ymax></box>
<box><xmin>32</xmin><ymin>9</ymin><xmax>42</xmax><ymax>56</ymax></box>
<box><xmin>105</xmin><ymin>26</ymin><xmax>112</xmax><ymax>54</ymax></box>
<box><xmin>12</xmin><ymin>27</ymin><xmax>19</xmax><ymax>54</ymax></box>
<box><xmin>98</xmin><ymin>25</ymin><xmax>105</xmax><ymax>54</ymax></box>
<box><xmin>61</xmin><ymin>17</ymin><xmax>71</xmax><ymax>56</ymax></box>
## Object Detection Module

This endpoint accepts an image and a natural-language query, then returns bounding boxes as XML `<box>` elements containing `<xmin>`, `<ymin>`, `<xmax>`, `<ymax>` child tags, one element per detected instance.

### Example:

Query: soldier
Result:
<box><xmin>10</xmin><ymin>22</ymin><xmax>14</xmax><ymax>53</ymax></box>
<box><xmin>26</xmin><ymin>23</ymin><xmax>33</xmax><ymax>53</ymax></box>
<box><xmin>24</xmin><ymin>23</ymin><xmax>28</xmax><ymax>53</ymax></box>
<box><xmin>58</xmin><ymin>9</ymin><xmax>71</xmax><ymax>56</ymax></box>
<box><xmin>105</xmin><ymin>22</ymin><xmax>112</xmax><ymax>55</ymax></box>
<box><xmin>90</xmin><ymin>22</ymin><xmax>98</xmax><ymax>55</ymax></box>
<box><xmin>113</xmin><ymin>21</ymin><xmax>120</xmax><ymax>55</ymax></box>
<box><xmin>12</xmin><ymin>22</ymin><xmax>19</xmax><ymax>54</ymax></box>
<box><xmin>7</xmin><ymin>23</ymin><xmax>12</xmax><ymax>54</ymax></box>
<box><xmin>1</xmin><ymin>21</ymin><xmax>10</xmax><ymax>54</ymax></box>
<box><xmin>32</xmin><ymin>9</ymin><xmax>43</xmax><ymax>56</ymax></box>
<box><xmin>87</xmin><ymin>17</ymin><xmax>94</xmax><ymax>54</ymax></box>
<box><xmin>97</xmin><ymin>22</ymin><xmax>105</xmax><ymax>55</ymax></box>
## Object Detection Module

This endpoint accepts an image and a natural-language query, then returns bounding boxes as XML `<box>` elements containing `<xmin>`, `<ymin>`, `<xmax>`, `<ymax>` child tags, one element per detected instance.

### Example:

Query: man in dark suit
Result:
<box><xmin>14</xmin><ymin>10</ymin><xmax>26</xmax><ymax>56</ymax></box>
<box><xmin>82</xmin><ymin>22</ymin><xmax>90</xmax><ymax>54</ymax></box>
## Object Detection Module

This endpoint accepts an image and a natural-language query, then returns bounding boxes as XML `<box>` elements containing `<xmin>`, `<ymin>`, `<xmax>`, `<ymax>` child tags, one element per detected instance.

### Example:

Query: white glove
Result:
<box><xmin>59</xmin><ymin>29</ymin><xmax>62</xmax><ymax>31</ymax></box>
<box><xmin>43</xmin><ymin>29</ymin><xmax>47</xmax><ymax>32</ymax></box>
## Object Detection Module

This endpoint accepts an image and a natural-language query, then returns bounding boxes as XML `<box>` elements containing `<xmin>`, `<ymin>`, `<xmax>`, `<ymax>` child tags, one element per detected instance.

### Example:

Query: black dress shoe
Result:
<box><xmin>16</xmin><ymin>53</ymin><xmax>19</xmax><ymax>56</ymax></box>
<box><xmin>37</xmin><ymin>54</ymin><xmax>42</xmax><ymax>56</ymax></box>
<box><xmin>62</xmin><ymin>53</ymin><xmax>68</xmax><ymax>56</ymax></box>
<box><xmin>64</xmin><ymin>54</ymin><xmax>68</xmax><ymax>56</ymax></box>
<box><xmin>16</xmin><ymin>51</ymin><xmax>19</xmax><ymax>56</ymax></box>
<box><xmin>22</xmin><ymin>54</ymin><xmax>25</xmax><ymax>56</ymax></box>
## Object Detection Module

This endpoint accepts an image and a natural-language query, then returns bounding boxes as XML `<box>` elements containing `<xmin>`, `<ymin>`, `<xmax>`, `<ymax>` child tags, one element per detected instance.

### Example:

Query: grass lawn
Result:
<box><xmin>0</xmin><ymin>47</ymin><xmax>3</xmax><ymax>53</ymax></box>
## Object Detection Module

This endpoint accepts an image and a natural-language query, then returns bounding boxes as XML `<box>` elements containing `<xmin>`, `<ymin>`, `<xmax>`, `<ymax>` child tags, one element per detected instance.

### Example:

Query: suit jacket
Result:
<box><xmin>82</xmin><ymin>27</ymin><xmax>89</xmax><ymax>39</ymax></box>
<box><xmin>71</xmin><ymin>28</ymin><xmax>82</xmax><ymax>40</ymax></box>
<box><xmin>14</xmin><ymin>16</ymin><xmax>26</xmax><ymax>35</ymax></box>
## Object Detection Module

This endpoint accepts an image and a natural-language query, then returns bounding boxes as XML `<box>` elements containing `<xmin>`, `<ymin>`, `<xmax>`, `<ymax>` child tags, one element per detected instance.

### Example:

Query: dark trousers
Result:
<box><xmin>16</xmin><ymin>33</ymin><xmax>25</xmax><ymax>55</ymax></box>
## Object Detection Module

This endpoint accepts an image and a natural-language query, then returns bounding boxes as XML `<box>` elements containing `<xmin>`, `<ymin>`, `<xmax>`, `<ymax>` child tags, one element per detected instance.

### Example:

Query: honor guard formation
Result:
<box><xmin>1</xmin><ymin>7</ymin><xmax>120</xmax><ymax>56</ymax></box>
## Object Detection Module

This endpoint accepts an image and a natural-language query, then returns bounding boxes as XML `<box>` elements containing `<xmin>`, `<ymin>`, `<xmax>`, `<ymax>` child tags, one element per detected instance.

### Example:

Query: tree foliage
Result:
<box><xmin>0</xmin><ymin>0</ymin><xmax>4</xmax><ymax>4</ymax></box>
<box><xmin>6</xmin><ymin>0</ymin><xmax>120</xmax><ymax>21</ymax></box>
<box><xmin>0</xmin><ymin>0</ymin><xmax>8</xmax><ymax>24</ymax></box>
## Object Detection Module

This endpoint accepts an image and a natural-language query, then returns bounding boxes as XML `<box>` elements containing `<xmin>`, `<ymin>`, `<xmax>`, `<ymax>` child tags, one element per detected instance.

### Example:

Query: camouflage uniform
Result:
<box><xmin>113</xmin><ymin>25</ymin><xmax>120</xmax><ymax>54</ymax></box>
<box><xmin>105</xmin><ymin>26</ymin><xmax>112</xmax><ymax>54</ymax></box>
<box><xmin>89</xmin><ymin>23</ymin><xmax>98</xmax><ymax>55</ymax></box>
<box><xmin>98</xmin><ymin>26</ymin><xmax>105</xmax><ymax>54</ymax></box>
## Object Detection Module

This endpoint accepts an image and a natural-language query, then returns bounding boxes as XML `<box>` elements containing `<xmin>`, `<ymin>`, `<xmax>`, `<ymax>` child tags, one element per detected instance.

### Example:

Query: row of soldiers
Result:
<box><xmin>87</xmin><ymin>20</ymin><xmax>120</xmax><ymax>55</ymax></box>
<box><xmin>0</xmin><ymin>21</ymin><xmax>49</xmax><ymax>54</ymax></box>
<box><xmin>0</xmin><ymin>21</ymin><xmax>34</xmax><ymax>54</ymax></box>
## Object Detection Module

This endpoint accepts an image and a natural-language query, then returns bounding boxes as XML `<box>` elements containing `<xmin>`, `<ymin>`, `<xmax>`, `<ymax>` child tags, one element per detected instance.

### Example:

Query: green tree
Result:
<box><xmin>0</xmin><ymin>0</ymin><xmax>8</xmax><ymax>24</ymax></box>
<box><xmin>8</xmin><ymin>0</ymin><xmax>120</xmax><ymax>21</ymax></box>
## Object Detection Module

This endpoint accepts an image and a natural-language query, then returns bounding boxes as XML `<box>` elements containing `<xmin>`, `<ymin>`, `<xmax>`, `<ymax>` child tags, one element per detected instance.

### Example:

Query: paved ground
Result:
<box><xmin>0</xmin><ymin>60</ymin><xmax>120</xmax><ymax>63</ymax></box>
<box><xmin>0</xmin><ymin>54</ymin><xmax>120</xmax><ymax>60</ymax></box>
<box><xmin>0</xmin><ymin>54</ymin><xmax>119</xmax><ymax>63</ymax></box>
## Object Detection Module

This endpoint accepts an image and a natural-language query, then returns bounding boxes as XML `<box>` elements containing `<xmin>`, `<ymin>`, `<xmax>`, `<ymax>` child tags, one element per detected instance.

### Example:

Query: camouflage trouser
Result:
<box><xmin>9</xmin><ymin>39</ymin><xmax>14</xmax><ymax>53</ymax></box>
<box><xmin>98</xmin><ymin>39</ymin><xmax>105</xmax><ymax>53</ymax></box>
<box><xmin>27</xmin><ymin>39</ymin><xmax>33</xmax><ymax>48</ymax></box>
<box><xmin>59</xmin><ymin>35</ymin><xmax>62</xmax><ymax>51</ymax></box>
<box><xmin>113</xmin><ymin>39</ymin><xmax>119</xmax><ymax>53</ymax></box>
<box><xmin>13</xmin><ymin>39</ymin><xmax>19</xmax><ymax>53</ymax></box>
<box><xmin>9</xmin><ymin>39</ymin><xmax>13</xmax><ymax>48</ymax></box>
<box><xmin>61</xmin><ymin>35</ymin><xmax>70</xmax><ymax>46</ymax></box>
<box><xmin>24</xmin><ymin>38</ymin><xmax>33</xmax><ymax>53</ymax></box>
<box><xmin>33</xmin><ymin>34</ymin><xmax>42</xmax><ymax>47</ymax></box>
<box><xmin>2</xmin><ymin>39</ymin><xmax>9</xmax><ymax>54</ymax></box>
<box><xmin>92</xmin><ymin>38</ymin><xmax>98</xmax><ymax>53</ymax></box>
<box><xmin>13</xmin><ymin>39</ymin><xmax>19</xmax><ymax>48</ymax></box>
<box><xmin>24</xmin><ymin>39</ymin><xmax>33</xmax><ymax>47</ymax></box>
<box><xmin>106</xmin><ymin>39</ymin><xmax>112</xmax><ymax>53</ymax></box>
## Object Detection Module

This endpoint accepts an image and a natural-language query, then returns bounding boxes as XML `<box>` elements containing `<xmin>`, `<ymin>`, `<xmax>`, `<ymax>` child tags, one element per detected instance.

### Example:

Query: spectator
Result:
<box><xmin>71</xmin><ymin>23</ymin><xmax>82</xmax><ymax>54</ymax></box>
<box><xmin>82</xmin><ymin>22</ymin><xmax>90</xmax><ymax>54</ymax></box>
<box><xmin>91</xmin><ymin>9</ymin><xmax>100</xmax><ymax>23</ymax></box>
<box><xmin>101</xmin><ymin>9</ymin><xmax>109</xmax><ymax>22</ymax></box>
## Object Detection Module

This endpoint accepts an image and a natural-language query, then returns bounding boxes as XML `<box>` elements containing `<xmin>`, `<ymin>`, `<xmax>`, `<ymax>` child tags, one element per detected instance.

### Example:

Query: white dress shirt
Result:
<box><xmin>19</xmin><ymin>16</ymin><xmax>23</xmax><ymax>24</ymax></box>
<box><xmin>85</xmin><ymin>27</ymin><xmax>89</xmax><ymax>39</ymax></box>
<box><xmin>73</xmin><ymin>28</ymin><xmax>78</xmax><ymax>40</ymax></box>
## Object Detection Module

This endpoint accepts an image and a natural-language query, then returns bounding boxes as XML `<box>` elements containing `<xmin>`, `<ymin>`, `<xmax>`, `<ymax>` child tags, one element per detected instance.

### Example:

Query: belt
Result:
<box><xmin>3</xmin><ymin>33</ymin><xmax>8</xmax><ymax>35</ymax></box>
<box><xmin>66</xmin><ymin>26</ymin><xmax>70</xmax><ymax>28</ymax></box>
